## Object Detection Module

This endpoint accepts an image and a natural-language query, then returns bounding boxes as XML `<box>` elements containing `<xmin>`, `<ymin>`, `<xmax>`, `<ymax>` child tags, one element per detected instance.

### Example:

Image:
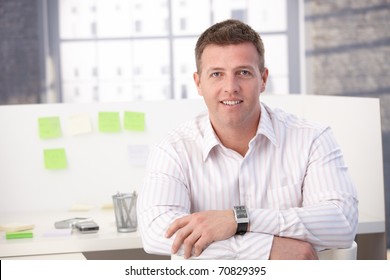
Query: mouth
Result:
<box><xmin>221</xmin><ymin>100</ymin><xmax>243</xmax><ymax>106</ymax></box>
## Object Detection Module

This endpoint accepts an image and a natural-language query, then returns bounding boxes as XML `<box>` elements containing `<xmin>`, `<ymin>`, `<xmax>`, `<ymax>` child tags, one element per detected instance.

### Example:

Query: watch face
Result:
<box><xmin>234</xmin><ymin>206</ymin><xmax>249</xmax><ymax>235</ymax></box>
<box><xmin>234</xmin><ymin>206</ymin><xmax>248</xmax><ymax>218</ymax></box>
<box><xmin>236</xmin><ymin>210</ymin><xmax>248</xmax><ymax>219</ymax></box>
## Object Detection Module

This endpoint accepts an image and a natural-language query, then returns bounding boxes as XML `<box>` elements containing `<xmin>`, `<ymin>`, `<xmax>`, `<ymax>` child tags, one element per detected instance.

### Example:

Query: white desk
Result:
<box><xmin>0</xmin><ymin>209</ymin><xmax>142</xmax><ymax>259</ymax></box>
<box><xmin>0</xmin><ymin>209</ymin><xmax>385</xmax><ymax>259</ymax></box>
<box><xmin>2</xmin><ymin>253</ymin><xmax>87</xmax><ymax>260</ymax></box>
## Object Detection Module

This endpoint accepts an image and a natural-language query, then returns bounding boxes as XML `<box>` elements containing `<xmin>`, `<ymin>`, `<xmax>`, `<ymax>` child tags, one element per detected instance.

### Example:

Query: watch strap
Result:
<box><xmin>236</xmin><ymin>221</ymin><xmax>248</xmax><ymax>235</ymax></box>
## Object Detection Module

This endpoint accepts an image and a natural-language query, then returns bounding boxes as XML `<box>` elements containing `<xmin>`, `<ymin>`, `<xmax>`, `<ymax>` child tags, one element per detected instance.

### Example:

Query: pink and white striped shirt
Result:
<box><xmin>138</xmin><ymin>103</ymin><xmax>358</xmax><ymax>259</ymax></box>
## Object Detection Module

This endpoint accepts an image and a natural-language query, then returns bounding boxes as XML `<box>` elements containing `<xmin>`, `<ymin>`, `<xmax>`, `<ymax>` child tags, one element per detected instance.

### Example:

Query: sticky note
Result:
<box><xmin>38</xmin><ymin>117</ymin><xmax>62</xmax><ymax>139</ymax></box>
<box><xmin>43</xmin><ymin>229</ymin><xmax>72</xmax><ymax>237</ymax></box>
<box><xmin>128</xmin><ymin>145</ymin><xmax>149</xmax><ymax>166</ymax></box>
<box><xmin>0</xmin><ymin>223</ymin><xmax>35</xmax><ymax>232</ymax></box>
<box><xmin>98</xmin><ymin>112</ymin><xmax>121</xmax><ymax>133</ymax></box>
<box><xmin>67</xmin><ymin>113</ymin><xmax>92</xmax><ymax>135</ymax></box>
<box><xmin>44</xmin><ymin>148</ymin><xmax>67</xmax><ymax>170</ymax></box>
<box><xmin>6</xmin><ymin>231</ymin><xmax>33</xmax><ymax>239</ymax></box>
<box><xmin>101</xmin><ymin>203</ymin><xmax>114</xmax><ymax>210</ymax></box>
<box><xmin>124</xmin><ymin>111</ymin><xmax>145</xmax><ymax>131</ymax></box>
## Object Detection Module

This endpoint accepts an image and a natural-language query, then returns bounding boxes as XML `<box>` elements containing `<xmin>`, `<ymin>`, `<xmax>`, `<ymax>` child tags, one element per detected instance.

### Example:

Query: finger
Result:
<box><xmin>165</xmin><ymin>216</ymin><xmax>189</xmax><ymax>238</ymax></box>
<box><xmin>193</xmin><ymin>235</ymin><xmax>211</xmax><ymax>257</ymax></box>
<box><xmin>171</xmin><ymin>226</ymin><xmax>192</xmax><ymax>254</ymax></box>
<box><xmin>183</xmin><ymin>232</ymin><xmax>201</xmax><ymax>259</ymax></box>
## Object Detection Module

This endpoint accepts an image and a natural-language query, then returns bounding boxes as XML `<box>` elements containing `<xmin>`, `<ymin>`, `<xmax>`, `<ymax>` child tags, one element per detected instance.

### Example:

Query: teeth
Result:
<box><xmin>222</xmin><ymin>100</ymin><xmax>241</xmax><ymax>105</ymax></box>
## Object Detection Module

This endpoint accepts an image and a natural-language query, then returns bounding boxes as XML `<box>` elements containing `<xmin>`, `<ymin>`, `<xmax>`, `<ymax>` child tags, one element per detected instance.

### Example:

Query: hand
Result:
<box><xmin>269</xmin><ymin>236</ymin><xmax>318</xmax><ymax>260</ymax></box>
<box><xmin>166</xmin><ymin>210</ymin><xmax>236</xmax><ymax>258</ymax></box>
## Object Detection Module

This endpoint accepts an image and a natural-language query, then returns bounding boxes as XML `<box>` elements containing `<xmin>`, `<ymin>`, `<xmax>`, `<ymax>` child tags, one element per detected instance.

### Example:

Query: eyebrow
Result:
<box><xmin>206</xmin><ymin>65</ymin><xmax>256</xmax><ymax>74</ymax></box>
<box><xmin>206</xmin><ymin>67</ymin><xmax>224</xmax><ymax>75</ymax></box>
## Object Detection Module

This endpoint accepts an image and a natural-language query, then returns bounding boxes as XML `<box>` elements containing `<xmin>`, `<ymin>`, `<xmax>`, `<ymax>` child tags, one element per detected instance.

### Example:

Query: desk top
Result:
<box><xmin>0</xmin><ymin>209</ymin><xmax>385</xmax><ymax>258</ymax></box>
<box><xmin>0</xmin><ymin>209</ymin><xmax>142</xmax><ymax>258</ymax></box>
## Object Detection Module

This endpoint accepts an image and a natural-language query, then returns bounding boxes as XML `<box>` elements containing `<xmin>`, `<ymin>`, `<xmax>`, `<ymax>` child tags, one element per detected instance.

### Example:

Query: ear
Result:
<box><xmin>193</xmin><ymin>72</ymin><xmax>203</xmax><ymax>96</ymax></box>
<box><xmin>260</xmin><ymin>68</ymin><xmax>269</xmax><ymax>93</ymax></box>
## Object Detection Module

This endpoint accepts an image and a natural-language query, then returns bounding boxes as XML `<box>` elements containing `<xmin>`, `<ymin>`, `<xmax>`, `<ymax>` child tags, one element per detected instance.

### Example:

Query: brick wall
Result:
<box><xmin>0</xmin><ymin>0</ymin><xmax>41</xmax><ymax>104</ymax></box>
<box><xmin>304</xmin><ymin>0</ymin><xmax>390</xmax><ymax>247</ymax></box>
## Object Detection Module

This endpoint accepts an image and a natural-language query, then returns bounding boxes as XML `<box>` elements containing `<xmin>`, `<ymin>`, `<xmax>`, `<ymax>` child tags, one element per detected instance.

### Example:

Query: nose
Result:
<box><xmin>223</xmin><ymin>74</ymin><xmax>240</xmax><ymax>94</ymax></box>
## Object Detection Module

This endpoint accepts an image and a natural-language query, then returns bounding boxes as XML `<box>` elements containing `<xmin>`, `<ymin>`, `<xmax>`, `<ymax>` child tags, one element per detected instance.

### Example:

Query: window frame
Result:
<box><xmin>46</xmin><ymin>0</ymin><xmax>304</xmax><ymax>102</ymax></box>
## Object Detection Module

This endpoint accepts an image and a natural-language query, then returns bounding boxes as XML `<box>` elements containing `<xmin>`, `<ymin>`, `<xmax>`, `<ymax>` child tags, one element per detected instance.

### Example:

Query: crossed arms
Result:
<box><xmin>137</xmin><ymin>128</ymin><xmax>358</xmax><ymax>259</ymax></box>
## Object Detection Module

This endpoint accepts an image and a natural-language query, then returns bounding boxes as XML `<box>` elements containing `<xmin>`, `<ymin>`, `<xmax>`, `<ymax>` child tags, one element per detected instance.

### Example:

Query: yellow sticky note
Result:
<box><xmin>44</xmin><ymin>148</ymin><xmax>67</xmax><ymax>170</ymax></box>
<box><xmin>38</xmin><ymin>117</ymin><xmax>62</xmax><ymax>139</ymax></box>
<box><xmin>124</xmin><ymin>111</ymin><xmax>145</xmax><ymax>131</ymax></box>
<box><xmin>67</xmin><ymin>113</ymin><xmax>92</xmax><ymax>135</ymax></box>
<box><xmin>0</xmin><ymin>223</ymin><xmax>35</xmax><ymax>232</ymax></box>
<box><xmin>98</xmin><ymin>112</ymin><xmax>121</xmax><ymax>133</ymax></box>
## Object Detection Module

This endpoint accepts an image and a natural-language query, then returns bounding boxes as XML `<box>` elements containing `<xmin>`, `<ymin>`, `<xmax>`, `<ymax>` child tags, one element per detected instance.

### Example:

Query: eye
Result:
<box><xmin>210</xmin><ymin>72</ymin><xmax>221</xmax><ymax>78</ymax></box>
<box><xmin>239</xmin><ymin>70</ymin><xmax>251</xmax><ymax>76</ymax></box>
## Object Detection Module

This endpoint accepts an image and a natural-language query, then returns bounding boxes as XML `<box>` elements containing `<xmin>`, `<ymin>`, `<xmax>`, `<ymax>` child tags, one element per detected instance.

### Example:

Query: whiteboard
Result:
<box><xmin>0</xmin><ymin>95</ymin><xmax>385</xmax><ymax>227</ymax></box>
<box><xmin>0</xmin><ymin>99</ymin><xmax>206</xmax><ymax>213</ymax></box>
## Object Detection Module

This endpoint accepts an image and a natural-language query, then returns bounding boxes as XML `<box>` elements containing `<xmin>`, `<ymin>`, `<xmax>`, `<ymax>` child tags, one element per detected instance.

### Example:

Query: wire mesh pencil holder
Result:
<box><xmin>112</xmin><ymin>191</ymin><xmax>137</xmax><ymax>232</ymax></box>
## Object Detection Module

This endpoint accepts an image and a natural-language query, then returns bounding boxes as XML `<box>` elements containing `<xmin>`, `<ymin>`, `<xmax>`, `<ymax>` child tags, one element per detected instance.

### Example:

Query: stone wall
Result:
<box><xmin>0</xmin><ymin>0</ymin><xmax>41</xmax><ymax>104</ymax></box>
<box><xmin>304</xmin><ymin>0</ymin><xmax>390</xmax><ymax>247</ymax></box>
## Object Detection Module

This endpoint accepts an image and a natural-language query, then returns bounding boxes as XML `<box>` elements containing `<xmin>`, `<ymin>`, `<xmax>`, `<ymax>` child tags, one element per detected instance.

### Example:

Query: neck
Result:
<box><xmin>212</xmin><ymin>114</ymin><xmax>260</xmax><ymax>157</ymax></box>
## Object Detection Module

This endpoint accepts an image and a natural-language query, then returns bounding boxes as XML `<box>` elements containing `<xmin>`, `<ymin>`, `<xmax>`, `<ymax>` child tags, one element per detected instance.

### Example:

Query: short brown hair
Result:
<box><xmin>195</xmin><ymin>19</ymin><xmax>265</xmax><ymax>73</ymax></box>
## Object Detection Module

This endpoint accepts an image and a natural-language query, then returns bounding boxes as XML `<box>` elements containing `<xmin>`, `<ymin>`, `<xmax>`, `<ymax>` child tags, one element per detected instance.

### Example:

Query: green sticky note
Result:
<box><xmin>44</xmin><ymin>148</ymin><xmax>67</xmax><ymax>170</ymax></box>
<box><xmin>6</xmin><ymin>231</ymin><xmax>33</xmax><ymax>239</ymax></box>
<box><xmin>38</xmin><ymin>117</ymin><xmax>62</xmax><ymax>139</ymax></box>
<box><xmin>124</xmin><ymin>111</ymin><xmax>145</xmax><ymax>131</ymax></box>
<box><xmin>98</xmin><ymin>112</ymin><xmax>121</xmax><ymax>133</ymax></box>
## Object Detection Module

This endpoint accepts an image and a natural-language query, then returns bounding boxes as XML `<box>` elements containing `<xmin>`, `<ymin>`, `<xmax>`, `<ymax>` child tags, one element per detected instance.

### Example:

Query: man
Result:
<box><xmin>137</xmin><ymin>19</ymin><xmax>358</xmax><ymax>260</ymax></box>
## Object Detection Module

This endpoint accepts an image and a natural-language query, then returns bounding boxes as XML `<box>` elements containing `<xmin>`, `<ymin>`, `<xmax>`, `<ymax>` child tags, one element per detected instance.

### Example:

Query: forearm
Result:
<box><xmin>138</xmin><ymin>204</ymin><xmax>275</xmax><ymax>259</ymax></box>
<box><xmin>138</xmin><ymin>205</ymin><xmax>185</xmax><ymax>255</ymax></box>
<box><xmin>278</xmin><ymin>200</ymin><xmax>358</xmax><ymax>249</ymax></box>
<box><xmin>248</xmin><ymin>198</ymin><xmax>358</xmax><ymax>249</ymax></box>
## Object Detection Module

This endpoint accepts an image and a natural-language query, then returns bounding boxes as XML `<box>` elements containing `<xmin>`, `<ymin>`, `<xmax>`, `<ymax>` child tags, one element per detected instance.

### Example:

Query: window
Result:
<box><xmin>57</xmin><ymin>0</ymin><xmax>302</xmax><ymax>103</ymax></box>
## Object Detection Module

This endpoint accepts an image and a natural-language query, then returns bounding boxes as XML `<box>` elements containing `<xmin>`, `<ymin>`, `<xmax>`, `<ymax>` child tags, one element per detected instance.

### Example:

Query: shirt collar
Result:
<box><xmin>201</xmin><ymin>102</ymin><xmax>278</xmax><ymax>161</ymax></box>
<box><xmin>256</xmin><ymin>103</ymin><xmax>278</xmax><ymax>147</ymax></box>
<box><xmin>202</xmin><ymin>118</ymin><xmax>221</xmax><ymax>161</ymax></box>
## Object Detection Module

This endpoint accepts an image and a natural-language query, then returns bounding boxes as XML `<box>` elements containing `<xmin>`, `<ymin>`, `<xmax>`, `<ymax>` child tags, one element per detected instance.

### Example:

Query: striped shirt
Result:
<box><xmin>138</xmin><ymin>103</ymin><xmax>358</xmax><ymax>259</ymax></box>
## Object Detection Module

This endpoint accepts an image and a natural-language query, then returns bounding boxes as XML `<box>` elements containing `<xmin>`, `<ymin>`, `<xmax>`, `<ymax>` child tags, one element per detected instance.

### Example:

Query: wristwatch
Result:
<box><xmin>233</xmin><ymin>206</ymin><xmax>249</xmax><ymax>235</ymax></box>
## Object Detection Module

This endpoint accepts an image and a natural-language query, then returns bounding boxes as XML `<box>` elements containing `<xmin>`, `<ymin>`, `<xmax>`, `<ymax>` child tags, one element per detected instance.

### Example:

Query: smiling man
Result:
<box><xmin>137</xmin><ymin>19</ymin><xmax>358</xmax><ymax>260</ymax></box>
<box><xmin>193</xmin><ymin>41</ymin><xmax>266</xmax><ymax>157</ymax></box>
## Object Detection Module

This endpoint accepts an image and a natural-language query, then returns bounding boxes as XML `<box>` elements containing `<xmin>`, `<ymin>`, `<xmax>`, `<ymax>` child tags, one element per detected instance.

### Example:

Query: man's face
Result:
<box><xmin>194</xmin><ymin>42</ymin><xmax>268</xmax><ymax>130</ymax></box>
